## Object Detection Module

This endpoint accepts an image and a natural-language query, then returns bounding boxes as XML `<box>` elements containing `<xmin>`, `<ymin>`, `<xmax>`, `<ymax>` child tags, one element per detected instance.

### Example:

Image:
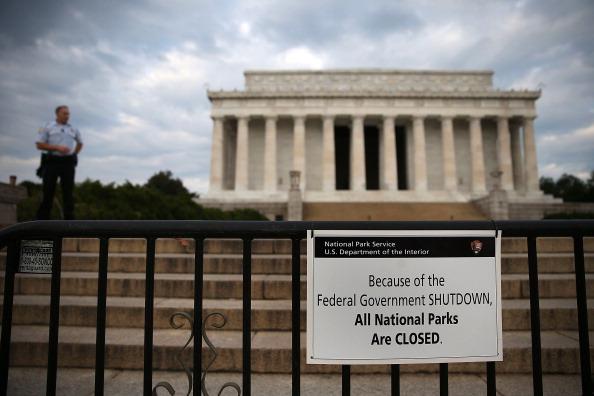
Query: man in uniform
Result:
<box><xmin>35</xmin><ymin>105</ymin><xmax>83</xmax><ymax>219</ymax></box>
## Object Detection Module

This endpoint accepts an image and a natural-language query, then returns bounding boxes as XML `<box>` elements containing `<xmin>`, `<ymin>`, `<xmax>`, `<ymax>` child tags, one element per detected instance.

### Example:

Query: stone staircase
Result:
<box><xmin>303</xmin><ymin>202</ymin><xmax>487</xmax><ymax>221</ymax></box>
<box><xmin>1</xmin><ymin>237</ymin><xmax>594</xmax><ymax>375</ymax></box>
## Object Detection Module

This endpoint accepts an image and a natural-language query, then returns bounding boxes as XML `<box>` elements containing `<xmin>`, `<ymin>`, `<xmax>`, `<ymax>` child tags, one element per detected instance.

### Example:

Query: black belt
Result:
<box><xmin>46</xmin><ymin>154</ymin><xmax>76</xmax><ymax>161</ymax></box>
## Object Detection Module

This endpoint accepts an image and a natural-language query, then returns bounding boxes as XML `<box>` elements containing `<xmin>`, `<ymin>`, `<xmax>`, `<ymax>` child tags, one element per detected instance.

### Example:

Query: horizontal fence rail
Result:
<box><xmin>0</xmin><ymin>220</ymin><xmax>593</xmax><ymax>396</ymax></box>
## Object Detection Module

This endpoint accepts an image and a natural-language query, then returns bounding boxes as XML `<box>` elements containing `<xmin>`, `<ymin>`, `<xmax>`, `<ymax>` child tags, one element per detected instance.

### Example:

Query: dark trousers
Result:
<box><xmin>36</xmin><ymin>155</ymin><xmax>76</xmax><ymax>220</ymax></box>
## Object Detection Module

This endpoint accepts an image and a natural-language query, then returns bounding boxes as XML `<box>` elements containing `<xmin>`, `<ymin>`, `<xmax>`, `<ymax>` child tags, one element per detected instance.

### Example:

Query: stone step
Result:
<box><xmin>0</xmin><ymin>252</ymin><xmax>309</xmax><ymax>275</ymax></box>
<box><xmin>48</xmin><ymin>237</ymin><xmax>594</xmax><ymax>255</ymax></box>
<box><xmin>5</xmin><ymin>368</ymin><xmax>587</xmax><ymax>396</ymax></box>
<box><xmin>303</xmin><ymin>202</ymin><xmax>488</xmax><ymax>221</ymax></box>
<box><xmin>2</xmin><ymin>252</ymin><xmax>593</xmax><ymax>275</ymax></box>
<box><xmin>0</xmin><ymin>296</ymin><xmax>305</xmax><ymax>331</ymax></box>
<box><xmin>6</xmin><ymin>325</ymin><xmax>594</xmax><ymax>374</ymax></box>
<box><xmin>2</xmin><ymin>273</ymin><xmax>593</xmax><ymax>299</ymax></box>
<box><xmin>58</xmin><ymin>238</ymin><xmax>308</xmax><ymax>255</ymax></box>
<box><xmin>502</xmin><ymin>237</ymin><xmax>594</xmax><ymax>254</ymax></box>
<box><xmin>502</xmin><ymin>253</ymin><xmax>594</xmax><ymax>274</ymax></box>
<box><xmin>2</xmin><ymin>296</ymin><xmax>593</xmax><ymax>331</ymax></box>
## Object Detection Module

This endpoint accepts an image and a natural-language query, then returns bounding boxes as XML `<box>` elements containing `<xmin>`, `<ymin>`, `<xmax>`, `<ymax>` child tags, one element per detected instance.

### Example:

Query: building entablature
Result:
<box><xmin>243</xmin><ymin>69</ymin><xmax>497</xmax><ymax>93</ymax></box>
<box><xmin>209</xmin><ymin>96</ymin><xmax>538</xmax><ymax>119</ymax></box>
<box><xmin>207</xmin><ymin>90</ymin><xmax>541</xmax><ymax>100</ymax></box>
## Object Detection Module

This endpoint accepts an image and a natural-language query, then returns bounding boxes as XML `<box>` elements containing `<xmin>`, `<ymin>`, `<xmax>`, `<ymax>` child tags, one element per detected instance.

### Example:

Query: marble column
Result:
<box><xmin>523</xmin><ymin>116</ymin><xmax>540</xmax><ymax>192</ymax></box>
<box><xmin>469</xmin><ymin>117</ymin><xmax>487</xmax><ymax>194</ymax></box>
<box><xmin>322</xmin><ymin>115</ymin><xmax>336</xmax><ymax>191</ymax></box>
<box><xmin>264</xmin><ymin>115</ymin><xmax>277</xmax><ymax>191</ymax></box>
<box><xmin>497</xmin><ymin>116</ymin><xmax>514</xmax><ymax>190</ymax></box>
<box><xmin>234</xmin><ymin>116</ymin><xmax>249</xmax><ymax>191</ymax></box>
<box><xmin>413</xmin><ymin>116</ymin><xmax>427</xmax><ymax>191</ymax></box>
<box><xmin>209</xmin><ymin>116</ymin><xmax>224</xmax><ymax>192</ymax></box>
<box><xmin>350</xmin><ymin>115</ymin><xmax>366</xmax><ymax>191</ymax></box>
<box><xmin>293</xmin><ymin>115</ymin><xmax>306</xmax><ymax>190</ymax></box>
<box><xmin>380</xmin><ymin>116</ymin><xmax>397</xmax><ymax>190</ymax></box>
<box><xmin>441</xmin><ymin>116</ymin><xmax>457</xmax><ymax>191</ymax></box>
<box><xmin>510</xmin><ymin>121</ymin><xmax>525</xmax><ymax>192</ymax></box>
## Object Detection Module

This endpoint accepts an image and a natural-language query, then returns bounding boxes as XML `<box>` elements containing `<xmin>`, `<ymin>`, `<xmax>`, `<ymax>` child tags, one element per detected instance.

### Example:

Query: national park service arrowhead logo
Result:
<box><xmin>470</xmin><ymin>239</ymin><xmax>483</xmax><ymax>255</ymax></box>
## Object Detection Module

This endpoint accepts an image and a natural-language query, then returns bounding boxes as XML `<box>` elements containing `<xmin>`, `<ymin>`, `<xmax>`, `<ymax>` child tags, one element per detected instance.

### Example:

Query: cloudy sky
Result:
<box><xmin>1</xmin><ymin>0</ymin><xmax>593</xmax><ymax>193</ymax></box>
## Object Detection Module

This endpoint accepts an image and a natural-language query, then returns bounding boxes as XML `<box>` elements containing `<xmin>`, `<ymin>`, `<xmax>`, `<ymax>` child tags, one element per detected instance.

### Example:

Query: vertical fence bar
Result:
<box><xmin>342</xmin><ymin>365</ymin><xmax>350</xmax><ymax>396</ymax></box>
<box><xmin>193</xmin><ymin>238</ymin><xmax>204</xmax><ymax>396</ymax></box>
<box><xmin>439</xmin><ymin>363</ymin><xmax>448</xmax><ymax>396</ymax></box>
<box><xmin>243</xmin><ymin>238</ymin><xmax>252</xmax><ymax>396</ymax></box>
<box><xmin>573</xmin><ymin>236</ymin><xmax>592</xmax><ymax>395</ymax></box>
<box><xmin>486</xmin><ymin>362</ymin><xmax>496</xmax><ymax>396</ymax></box>
<box><xmin>391</xmin><ymin>364</ymin><xmax>400</xmax><ymax>396</ymax></box>
<box><xmin>291</xmin><ymin>238</ymin><xmax>301</xmax><ymax>396</ymax></box>
<box><xmin>46</xmin><ymin>237</ymin><xmax>63</xmax><ymax>396</ymax></box>
<box><xmin>94</xmin><ymin>238</ymin><xmax>109</xmax><ymax>395</ymax></box>
<box><xmin>0</xmin><ymin>240</ymin><xmax>18</xmax><ymax>395</ymax></box>
<box><xmin>143</xmin><ymin>238</ymin><xmax>156</xmax><ymax>396</ymax></box>
<box><xmin>527</xmin><ymin>236</ymin><xmax>543</xmax><ymax>396</ymax></box>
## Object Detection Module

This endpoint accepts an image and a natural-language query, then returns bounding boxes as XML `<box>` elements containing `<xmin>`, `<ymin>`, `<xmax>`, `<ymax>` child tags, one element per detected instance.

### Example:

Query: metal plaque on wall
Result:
<box><xmin>18</xmin><ymin>240</ymin><xmax>53</xmax><ymax>274</ymax></box>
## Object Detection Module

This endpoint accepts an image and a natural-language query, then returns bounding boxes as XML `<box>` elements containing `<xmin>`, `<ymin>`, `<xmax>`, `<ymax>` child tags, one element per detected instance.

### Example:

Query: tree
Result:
<box><xmin>587</xmin><ymin>171</ymin><xmax>594</xmax><ymax>201</ymax></box>
<box><xmin>17</xmin><ymin>171</ymin><xmax>267</xmax><ymax>221</ymax></box>
<box><xmin>556</xmin><ymin>174</ymin><xmax>589</xmax><ymax>202</ymax></box>
<box><xmin>539</xmin><ymin>172</ymin><xmax>594</xmax><ymax>202</ymax></box>
<box><xmin>146</xmin><ymin>170</ymin><xmax>192</xmax><ymax>197</ymax></box>
<box><xmin>539</xmin><ymin>176</ymin><xmax>556</xmax><ymax>196</ymax></box>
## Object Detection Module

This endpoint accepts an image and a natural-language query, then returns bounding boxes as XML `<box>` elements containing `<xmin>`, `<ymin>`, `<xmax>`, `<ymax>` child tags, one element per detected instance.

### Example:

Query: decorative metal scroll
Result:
<box><xmin>152</xmin><ymin>312</ymin><xmax>241</xmax><ymax>396</ymax></box>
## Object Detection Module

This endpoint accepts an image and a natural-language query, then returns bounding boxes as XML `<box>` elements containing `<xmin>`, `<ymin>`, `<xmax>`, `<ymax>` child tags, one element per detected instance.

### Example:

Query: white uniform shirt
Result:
<box><xmin>36</xmin><ymin>122</ymin><xmax>83</xmax><ymax>157</ymax></box>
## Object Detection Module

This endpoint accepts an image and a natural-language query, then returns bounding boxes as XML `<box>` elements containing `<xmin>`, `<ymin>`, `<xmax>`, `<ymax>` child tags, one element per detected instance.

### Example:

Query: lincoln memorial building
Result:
<box><xmin>200</xmin><ymin>69</ymin><xmax>555</xmax><ymax>220</ymax></box>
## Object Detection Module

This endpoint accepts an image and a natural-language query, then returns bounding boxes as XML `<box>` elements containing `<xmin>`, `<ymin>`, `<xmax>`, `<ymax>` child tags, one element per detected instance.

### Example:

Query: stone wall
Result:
<box><xmin>0</xmin><ymin>181</ymin><xmax>27</xmax><ymax>227</ymax></box>
<box><xmin>474</xmin><ymin>195</ymin><xmax>594</xmax><ymax>220</ymax></box>
<box><xmin>245</xmin><ymin>70</ymin><xmax>494</xmax><ymax>93</ymax></box>
<box><xmin>199</xmin><ymin>200</ymin><xmax>286</xmax><ymax>221</ymax></box>
<box><xmin>473</xmin><ymin>191</ymin><xmax>510</xmax><ymax>220</ymax></box>
<box><xmin>509</xmin><ymin>202</ymin><xmax>594</xmax><ymax>220</ymax></box>
<box><xmin>0</xmin><ymin>203</ymin><xmax>18</xmax><ymax>226</ymax></box>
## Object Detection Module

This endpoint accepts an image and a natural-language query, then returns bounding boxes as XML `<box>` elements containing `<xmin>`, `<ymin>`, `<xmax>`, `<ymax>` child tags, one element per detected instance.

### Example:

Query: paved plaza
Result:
<box><xmin>7</xmin><ymin>368</ymin><xmax>584</xmax><ymax>395</ymax></box>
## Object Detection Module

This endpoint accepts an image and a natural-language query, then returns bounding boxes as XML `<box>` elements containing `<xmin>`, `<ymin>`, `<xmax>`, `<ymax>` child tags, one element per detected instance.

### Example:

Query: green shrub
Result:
<box><xmin>17</xmin><ymin>171</ymin><xmax>267</xmax><ymax>221</ymax></box>
<box><xmin>540</xmin><ymin>172</ymin><xmax>594</xmax><ymax>202</ymax></box>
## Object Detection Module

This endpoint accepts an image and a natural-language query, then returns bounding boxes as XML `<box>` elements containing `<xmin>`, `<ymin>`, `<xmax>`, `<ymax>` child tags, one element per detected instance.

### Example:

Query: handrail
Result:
<box><xmin>1</xmin><ymin>219</ymin><xmax>594</xmax><ymax>246</ymax></box>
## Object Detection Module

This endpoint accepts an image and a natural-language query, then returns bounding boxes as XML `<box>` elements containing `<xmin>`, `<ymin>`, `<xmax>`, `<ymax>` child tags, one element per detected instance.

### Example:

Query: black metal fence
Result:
<box><xmin>0</xmin><ymin>220</ymin><xmax>592</xmax><ymax>396</ymax></box>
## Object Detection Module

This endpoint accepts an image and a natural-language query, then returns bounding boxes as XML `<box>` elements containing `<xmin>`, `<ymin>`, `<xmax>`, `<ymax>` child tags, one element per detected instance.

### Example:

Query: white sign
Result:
<box><xmin>18</xmin><ymin>240</ymin><xmax>54</xmax><ymax>274</ymax></box>
<box><xmin>307</xmin><ymin>230</ymin><xmax>502</xmax><ymax>365</ymax></box>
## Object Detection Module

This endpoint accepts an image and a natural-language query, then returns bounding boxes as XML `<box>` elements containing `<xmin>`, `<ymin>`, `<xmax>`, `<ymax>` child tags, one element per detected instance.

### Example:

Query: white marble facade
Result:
<box><xmin>204</xmin><ymin>69</ymin><xmax>542</xmax><ymax>204</ymax></box>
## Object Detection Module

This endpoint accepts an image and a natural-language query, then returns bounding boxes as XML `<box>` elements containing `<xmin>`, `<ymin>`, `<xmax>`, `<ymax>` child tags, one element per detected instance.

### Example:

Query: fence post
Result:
<box><xmin>0</xmin><ymin>240</ymin><xmax>18</xmax><ymax>395</ymax></box>
<box><xmin>46</xmin><ymin>238</ymin><xmax>63</xmax><ymax>396</ymax></box>
<box><xmin>527</xmin><ymin>236</ymin><xmax>543</xmax><ymax>396</ymax></box>
<box><xmin>573</xmin><ymin>236</ymin><xmax>592</xmax><ymax>395</ymax></box>
<box><xmin>143</xmin><ymin>238</ymin><xmax>156</xmax><ymax>396</ymax></box>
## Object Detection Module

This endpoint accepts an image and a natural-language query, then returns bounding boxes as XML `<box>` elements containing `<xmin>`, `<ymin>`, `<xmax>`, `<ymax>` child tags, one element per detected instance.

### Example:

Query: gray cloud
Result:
<box><xmin>239</xmin><ymin>0</ymin><xmax>422</xmax><ymax>49</ymax></box>
<box><xmin>0</xmin><ymin>0</ymin><xmax>69</xmax><ymax>46</ymax></box>
<box><xmin>0</xmin><ymin>0</ymin><xmax>593</xmax><ymax>193</ymax></box>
